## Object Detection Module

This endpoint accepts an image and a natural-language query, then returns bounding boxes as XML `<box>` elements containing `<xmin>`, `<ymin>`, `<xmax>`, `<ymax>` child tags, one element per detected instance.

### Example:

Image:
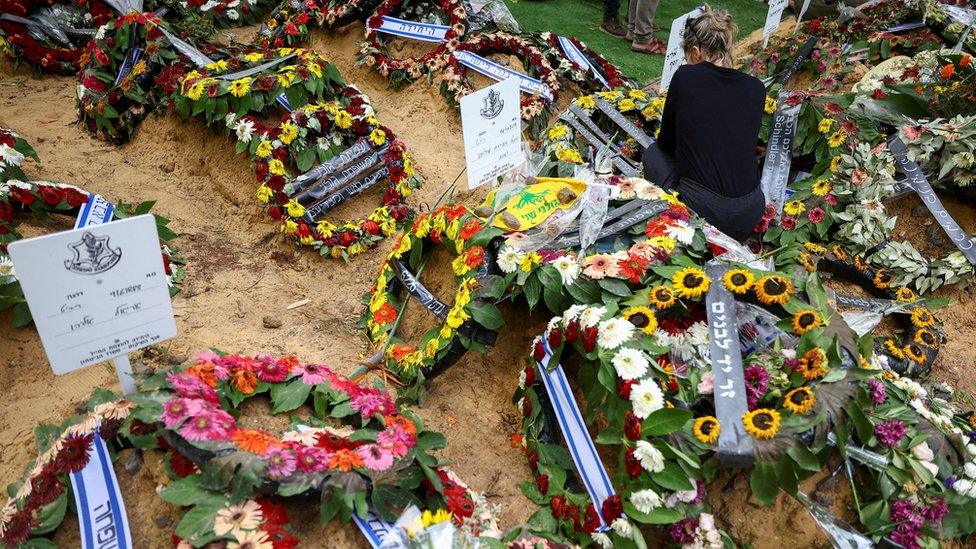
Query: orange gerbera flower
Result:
<box><xmin>329</xmin><ymin>448</ymin><xmax>365</xmax><ymax>472</ymax></box>
<box><xmin>231</xmin><ymin>368</ymin><xmax>259</xmax><ymax>394</ymax></box>
<box><xmin>941</xmin><ymin>63</ymin><xmax>956</xmax><ymax>80</ymax></box>
<box><xmin>389</xmin><ymin>344</ymin><xmax>415</xmax><ymax>362</ymax></box>
<box><xmin>384</xmin><ymin>414</ymin><xmax>418</xmax><ymax>436</ymax></box>
<box><xmin>187</xmin><ymin>362</ymin><xmax>218</xmax><ymax>388</ymax></box>
<box><xmin>373</xmin><ymin>302</ymin><xmax>398</xmax><ymax>324</ymax></box>
<box><xmin>279</xmin><ymin>354</ymin><xmax>300</xmax><ymax>373</ymax></box>
<box><xmin>232</xmin><ymin>429</ymin><xmax>278</xmax><ymax>455</ymax></box>
<box><xmin>465</xmin><ymin>246</ymin><xmax>486</xmax><ymax>268</ymax></box>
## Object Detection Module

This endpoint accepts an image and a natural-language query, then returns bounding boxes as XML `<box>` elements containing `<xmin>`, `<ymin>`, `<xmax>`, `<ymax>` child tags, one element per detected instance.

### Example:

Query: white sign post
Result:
<box><xmin>762</xmin><ymin>0</ymin><xmax>789</xmax><ymax>47</ymax></box>
<box><xmin>8</xmin><ymin>214</ymin><xmax>176</xmax><ymax>393</ymax></box>
<box><xmin>460</xmin><ymin>77</ymin><xmax>523</xmax><ymax>189</ymax></box>
<box><xmin>660</xmin><ymin>7</ymin><xmax>704</xmax><ymax>92</ymax></box>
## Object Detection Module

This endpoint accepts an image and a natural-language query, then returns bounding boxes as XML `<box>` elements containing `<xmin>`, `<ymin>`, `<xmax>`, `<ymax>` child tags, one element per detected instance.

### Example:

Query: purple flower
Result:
<box><xmin>875</xmin><ymin>419</ymin><xmax>907</xmax><ymax>447</ymax></box>
<box><xmin>945</xmin><ymin>475</ymin><xmax>957</xmax><ymax>489</ymax></box>
<box><xmin>263</xmin><ymin>447</ymin><xmax>297</xmax><ymax>479</ymax></box>
<box><xmin>667</xmin><ymin>518</ymin><xmax>699</xmax><ymax>545</ymax></box>
<box><xmin>744</xmin><ymin>365</ymin><xmax>770</xmax><ymax>410</ymax></box>
<box><xmin>924</xmin><ymin>498</ymin><xmax>948</xmax><ymax>523</ymax></box>
<box><xmin>890</xmin><ymin>500</ymin><xmax>923</xmax><ymax>527</ymax></box>
<box><xmin>889</xmin><ymin>525</ymin><xmax>921</xmax><ymax>549</ymax></box>
<box><xmin>867</xmin><ymin>379</ymin><xmax>887</xmax><ymax>405</ymax></box>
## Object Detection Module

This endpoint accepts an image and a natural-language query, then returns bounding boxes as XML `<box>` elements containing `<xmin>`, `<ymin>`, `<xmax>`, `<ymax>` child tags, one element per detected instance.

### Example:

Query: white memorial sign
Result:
<box><xmin>460</xmin><ymin>77</ymin><xmax>522</xmax><ymax>189</ymax></box>
<box><xmin>661</xmin><ymin>7</ymin><xmax>704</xmax><ymax>92</ymax></box>
<box><xmin>8</xmin><ymin>214</ymin><xmax>176</xmax><ymax>385</ymax></box>
<box><xmin>763</xmin><ymin>0</ymin><xmax>789</xmax><ymax>47</ymax></box>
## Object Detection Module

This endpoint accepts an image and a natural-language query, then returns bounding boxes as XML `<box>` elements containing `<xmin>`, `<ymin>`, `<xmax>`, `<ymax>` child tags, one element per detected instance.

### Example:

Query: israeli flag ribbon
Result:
<box><xmin>376</xmin><ymin>16</ymin><xmax>449</xmax><ymax>43</ymax></box>
<box><xmin>69</xmin><ymin>429</ymin><xmax>133</xmax><ymax>549</ymax></box>
<box><xmin>114</xmin><ymin>47</ymin><xmax>143</xmax><ymax>86</ymax></box>
<box><xmin>75</xmin><ymin>194</ymin><xmax>115</xmax><ymax>229</ymax></box>
<box><xmin>353</xmin><ymin>509</ymin><xmax>397</xmax><ymax>548</ymax></box>
<box><xmin>557</xmin><ymin>36</ymin><xmax>609</xmax><ymax>89</ymax></box>
<box><xmin>536</xmin><ymin>338</ymin><xmax>614</xmax><ymax>530</ymax></box>
<box><xmin>453</xmin><ymin>50</ymin><xmax>554</xmax><ymax>102</ymax></box>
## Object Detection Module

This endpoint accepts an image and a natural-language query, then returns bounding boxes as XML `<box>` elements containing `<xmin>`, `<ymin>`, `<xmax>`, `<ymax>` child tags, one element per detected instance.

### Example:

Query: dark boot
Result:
<box><xmin>601</xmin><ymin>17</ymin><xmax>627</xmax><ymax>37</ymax></box>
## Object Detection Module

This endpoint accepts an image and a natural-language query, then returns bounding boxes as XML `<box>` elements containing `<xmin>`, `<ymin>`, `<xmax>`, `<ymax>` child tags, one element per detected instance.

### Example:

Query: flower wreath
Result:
<box><xmin>77</xmin><ymin>12</ymin><xmax>186</xmax><ymax>144</ymax></box>
<box><xmin>870</xmin><ymin>50</ymin><xmax>976</xmax><ymax>120</ymax></box>
<box><xmin>924</xmin><ymin>0</ymin><xmax>976</xmax><ymax>54</ymax></box>
<box><xmin>0</xmin><ymin>0</ymin><xmax>113</xmax><ymax>74</ymax></box>
<box><xmin>228</xmin><ymin>88</ymin><xmax>422</xmax><ymax>259</ymax></box>
<box><xmin>511</xmin><ymin>251</ymin><xmax>976</xmax><ymax>547</ymax></box>
<box><xmin>134</xmin><ymin>350</ymin><xmax>485</xmax><ymax>544</ymax></box>
<box><xmin>364</xmin><ymin>204</ymin><xmax>504</xmax><ymax>398</ymax></box>
<box><xmin>358</xmin><ymin>0</ymin><xmax>468</xmax><ymax>88</ymax></box>
<box><xmin>172</xmin><ymin>47</ymin><xmax>343</xmax><ymax>128</ymax></box>
<box><xmin>808</xmin><ymin>243</ymin><xmax>944</xmax><ymax>377</ymax></box>
<box><xmin>535</xmin><ymin>32</ymin><xmax>630</xmax><ymax>91</ymax></box>
<box><xmin>257</xmin><ymin>0</ymin><xmax>326</xmax><ymax>48</ymax></box>
<box><xmin>541</xmin><ymin>89</ymin><xmax>663</xmax><ymax>177</ymax></box>
<box><xmin>1</xmin><ymin>180</ymin><xmax>186</xmax><ymax>325</ymax></box>
<box><xmin>161</xmin><ymin>0</ymin><xmax>279</xmax><ymax>28</ymax></box>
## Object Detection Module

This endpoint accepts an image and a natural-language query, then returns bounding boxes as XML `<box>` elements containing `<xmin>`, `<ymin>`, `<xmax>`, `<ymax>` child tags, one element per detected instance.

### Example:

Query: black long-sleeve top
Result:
<box><xmin>657</xmin><ymin>62</ymin><xmax>766</xmax><ymax>198</ymax></box>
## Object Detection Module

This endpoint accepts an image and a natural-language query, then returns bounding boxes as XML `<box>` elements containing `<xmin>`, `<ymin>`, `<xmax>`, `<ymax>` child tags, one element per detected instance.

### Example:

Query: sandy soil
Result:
<box><xmin>1</xmin><ymin>19</ymin><xmax>975</xmax><ymax>549</ymax></box>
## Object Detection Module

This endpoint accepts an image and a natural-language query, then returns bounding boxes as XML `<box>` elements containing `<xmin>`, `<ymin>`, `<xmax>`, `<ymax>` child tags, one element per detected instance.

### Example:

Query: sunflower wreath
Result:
<box><xmin>358</xmin><ymin>0</ymin><xmax>468</xmax><ymax>88</ymax></box>
<box><xmin>440</xmin><ymin>31</ymin><xmax>560</xmax><ymax>139</ymax></box>
<box><xmin>228</xmin><ymin>88</ymin><xmax>422</xmax><ymax>259</ymax></box>
<box><xmin>364</xmin><ymin>204</ymin><xmax>503</xmax><ymax>399</ymax></box>
<box><xmin>0</xmin><ymin>0</ymin><xmax>113</xmax><ymax>74</ymax></box>
<box><xmin>172</xmin><ymin>47</ymin><xmax>344</xmax><ymax>128</ymax></box>
<box><xmin>512</xmin><ymin>252</ymin><xmax>976</xmax><ymax>547</ymax></box>
<box><xmin>132</xmin><ymin>350</ymin><xmax>489</xmax><ymax>545</ymax></box>
<box><xmin>540</xmin><ymin>89</ymin><xmax>663</xmax><ymax>177</ymax></box>
<box><xmin>76</xmin><ymin>12</ymin><xmax>192</xmax><ymax>144</ymax></box>
<box><xmin>808</xmin><ymin>244</ymin><xmax>944</xmax><ymax>377</ymax></box>
<box><xmin>0</xmin><ymin>392</ymin><xmax>136</xmax><ymax>547</ymax></box>
<box><xmin>534</xmin><ymin>32</ymin><xmax>630</xmax><ymax>91</ymax></box>
<box><xmin>0</xmin><ymin>180</ymin><xmax>186</xmax><ymax>326</ymax></box>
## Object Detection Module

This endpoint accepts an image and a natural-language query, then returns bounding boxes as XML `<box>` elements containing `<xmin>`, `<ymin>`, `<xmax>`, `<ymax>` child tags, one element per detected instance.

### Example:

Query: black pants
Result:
<box><xmin>604</xmin><ymin>0</ymin><xmax>620</xmax><ymax>18</ymax></box>
<box><xmin>642</xmin><ymin>143</ymin><xmax>765</xmax><ymax>242</ymax></box>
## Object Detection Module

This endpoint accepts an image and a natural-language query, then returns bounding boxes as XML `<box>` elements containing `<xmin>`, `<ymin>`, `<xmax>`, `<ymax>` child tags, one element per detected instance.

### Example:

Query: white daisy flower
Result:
<box><xmin>629</xmin><ymin>488</ymin><xmax>663</xmax><ymax>514</ymax></box>
<box><xmin>563</xmin><ymin>304</ymin><xmax>587</xmax><ymax>323</ymax></box>
<box><xmin>630</xmin><ymin>378</ymin><xmax>664</xmax><ymax>418</ymax></box>
<box><xmin>612</xmin><ymin>348</ymin><xmax>648</xmax><ymax>380</ymax></box>
<box><xmin>234</xmin><ymin>119</ymin><xmax>255</xmax><ymax>142</ymax></box>
<box><xmin>579</xmin><ymin>306</ymin><xmax>607</xmax><ymax>329</ymax></box>
<box><xmin>497</xmin><ymin>246</ymin><xmax>524</xmax><ymax>274</ymax></box>
<box><xmin>611</xmin><ymin>518</ymin><xmax>634</xmax><ymax>539</ymax></box>
<box><xmin>666</xmin><ymin>220</ymin><xmax>695</xmax><ymax>245</ymax></box>
<box><xmin>597</xmin><ymin>317</ymin><xmax>634</xmax><ymax>349</ymax></box>
<box><xmin>552</xmin><ymin>255</ymin><xmax>580</xmax><ymax>285</ymax></box>
<box><xmin>634</xmin><ymin>440</ymin><xmax>665</xmax><ymax>473</ymax></box>
<box><xmin>591</xmin><ymin>533</ymin><xmax>612</xmax><ymax>549</ymax></box>
<box><xmin>0</xmin><ymin>144</ymin><xmax>24</xmax><ymax>167</ymax></box>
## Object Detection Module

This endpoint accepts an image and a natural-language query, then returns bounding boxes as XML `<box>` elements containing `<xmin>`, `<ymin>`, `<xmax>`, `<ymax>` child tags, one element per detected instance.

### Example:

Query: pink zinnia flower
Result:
<box><xmin>179</xmin><ymin>414</ymin><xmax>225</xmax><ymax>442</ymax></box>
<box><xmin>263</xmin><ymin>447</ymin><xmax>297</xmax><ymax>479</ymax></box>
<box><xmin>780</xmin><ymin>216</ymin><xmax>797</xmax><ymax>230</ymax></box>
<box><xmin>162</xmin><ymin>398</ymin><xmax>203</xmax><ymax>428</ymax></box>
<box><xmin>807</xmin><ymin>207</ymin><xmax>826</xmax><ymax>224</ymax></box>
<box><xmin>295</xmin><ymin>446</ymin><xmax>330</xmax><ymax>473</ymax></box>
<box><xmin>357</xmin><ymin>444</ymin><xmax>394</xmax><ymax>471</ymax></box>
<box><xmin>376</xmin><ymin>427</ymin><xmax>413</xmax><ymax>457</ymax></box>
<box><xmin>297</xmin><ymin>363</ymin><xmax>330</xmax><ymax>385</ymax></box>
<box><xmin>166</xmin><ymin>372</ymin><xmax>219</xmax><ymax>404</ymax></box>
<box><xmin>350</xmin><ymin>390</ymin><xmax>395</xmax><ymax>418</ymax></box>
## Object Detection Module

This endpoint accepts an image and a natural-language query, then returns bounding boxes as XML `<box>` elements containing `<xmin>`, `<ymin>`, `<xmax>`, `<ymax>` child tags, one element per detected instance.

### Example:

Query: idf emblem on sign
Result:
<box><xmin>480</xmin><ymin>89</ymin><xmax>504</xmax><ymax>120</ymax></box>
<box><xmin>64</xmin><ymin>232</ymin><xmax>122</xmax><ymax>275</ymax></box>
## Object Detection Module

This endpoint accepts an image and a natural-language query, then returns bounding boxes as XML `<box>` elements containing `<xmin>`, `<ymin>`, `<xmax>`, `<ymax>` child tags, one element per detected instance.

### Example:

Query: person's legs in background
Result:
<box><xmin>601</xmin><ymin>0</ymin><xmax>626</xmax><ymax>37</ymax></box>
<box><xmin>642</xmin><ymin>143</ymin><xmax>679</xmax><ymax>190</ymax></box>
<box><xmin>628</xmin><ymin>0</ymin><xmax>665</xmax><ymax>54</ymax></box>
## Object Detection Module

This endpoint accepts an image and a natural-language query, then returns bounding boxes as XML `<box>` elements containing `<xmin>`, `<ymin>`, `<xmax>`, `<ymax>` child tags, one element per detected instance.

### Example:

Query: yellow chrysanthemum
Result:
<box><xmin>244</xmin><ymin>52</ymin><xmax>265</xmax><ymax>63</ymax></box>
<box><xmin>783</xmin><ymin>200</ymin><xmax>806</xmax><ymax>216</ymax></box>
<box><xmin>520</xmin><ymin>252</ymin><xmax>542</xmax><ymax>272</ymax></box>
<box><xmin>547</xmin><ymin>124</ymin><xmax>569</xmax><ymax>140</ymax></box>
<box><xmin>446</xmin><ymin>306</ymin><xmax>469</xmax><ymax>329</ymax></box>
<box><xmin>228</xmin><ymin>77</ymin><xmax>252</xmax><ymax>98</ymax></box>
<box><xmin>830</xmin><ymin>156</ymin><xmax>842</xmax><ymax>173</ymax></box>
<box><xmin>369</xmin><ymin>128</ymin><xmax>386</xmax><ymax>146</ymax></box>
<box><xmin>628</xmin><ymin>89</ymin><xmax>648</xmax><ymax>101</ymax></box>
<box><xmin>277</xmin><ymin>71</ymin><xmax>297</xmax><ymax>87</ymax></box>
<box><xmin>693</xmin><ymin>416</ymin><xmax>720</xmax><ymax>444</ymax></box>
<box><xmin>285</xmin><ymin>199</ymin><xmax>305</xmax><ymax>218</ymax></box>
<box><xmin>555</xmin><ymin>145</ymin><xmax>584</xmax><ymax>164</ymax></box>
<box><xmin>575</xmin><ymin>95</ymin><xmax>596</xmax><ymax>109</ymax></box>
<box><xmin>827</xmin><ymin>130</ymin><xmax>847</xmax><ymax>148</ymax></box>
<box><xmin>818</xmin><ymin>118</ymin><xmax>834</xmax><ymax>134</ymax></box>
<box><xmin>743</xmin><ymin>409</ymin><xmax>781</xmax><ymax>440</ymax></box>
<box><xmin>317</xmin><ymin>219</ymin><xmax>336</xmax><ymax>238</ymax></box>
<box><xmin>623</xmin><ymin>306</ymin><xmax>658</xmax><ymax>335</ymax></box>
<box><xmin>205</xmin><ymin>59</ymin><xmax>228</xmax><ymax>72</ymax></box>
<box><xmin>792</xmin><ymin>309</ymin><xmax>822</xmax><ymax>334</ymax></box>
<box><xmin>764</xmin><ymin>96</ymin><xmax>777</xmax><ymax>114</ymax></box>
<box><xmin>425</xmin><ymin>338</ymin><xmax>441</xmax><ymax>357</ymax></box>
<box><xmin>256</xmin><ymin>185</ymin><xmax>273</xmax><ymax>203</ymax></box>
<box><xmin>256</xmin><ymin>140</ymin><xmax>273</xmax><ymax>158</ymax></box>
<box><xmin>279</xmin><ymin>121</ymin><xmax>298</xmax><ymax>145</ymax></box>
<box><xmin>268</xmin><ymin>159</ymin><xmax>286</xmax><ymax>176</ymax></box>
<box><xmin>672</xmin><ymin>267</ymin><xmax>710</xmax><ymax>299</ymax></box>
<box><xmin>723</xmin><ymin>269</ymin><xmax>754</xmax><ymax>294</ymax></box>
<box><xmin>186</xmin><ymin>82</ymin><xmax>205</xmax><ymax>101</ymax></box>
<box><xmin>811</xmin><ymin>178</ymin><xmax>832</xmax><ymax>197</ymax></box>
<box><xmin>306</xmin><ymin>62</ymin><xmax>322</xmax><ymax>78</ymax></box>
<box><xmin>618</xmin><ymin>98</ymin><xmax>636</xmax><ymax>112</ymax></box>
<box><xmin>754</xmin><ymin>274</ymin><xmax>793</xmax><ymax>305</ymax></box>
<box><xmin>649</xmin><ymin>284</ymin><xmax>677</xmax><ymax>309</ymax></box>
<box><xmin>335</xmin><ymin>110</ymin><xmax>353</xmax><ymax>129</ymax></box>
<box><xmin>783</xmin><ymin>387</ymin><xmax>816</xmax><ymax>415</ymax></box>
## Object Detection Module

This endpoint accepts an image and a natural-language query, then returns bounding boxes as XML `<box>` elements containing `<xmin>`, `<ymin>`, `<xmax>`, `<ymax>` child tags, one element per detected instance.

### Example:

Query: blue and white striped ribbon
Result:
<box><xmin>536</xmin><ymin>338</ymin><xmax>614</xmax><ymax>530</ymax></box>
<box><xmin>75</xmin><ymin>194</ymin><xmax>114</xmax><ymax>229</ymax></box>
<box><xmin>114</xmin><ymin>47</ymin><xmax>143</xmax><ymax>86</ymax></box>
<box><xmin>353</xmin><ymin>509</ymin><xmax>396</xmax><ymax>548</ymax></box>
<box><xmin>376</xmin><ymin>16</ymin><xmax>449</xmax><ymax>43</ymax></box>
<box><xmin>453</xmin><ymin>50</ymin><xmax>554</xmax><ymax>102</ymax></box>
<box><xmin>70</xmin><ymin>428</ymin><xmax>132</xmax><ymax>549</ymax></box>
<box><xmin>557</xmin><ymin>36</ymin><xmax>609</xmax><ymax>89</ymax></box>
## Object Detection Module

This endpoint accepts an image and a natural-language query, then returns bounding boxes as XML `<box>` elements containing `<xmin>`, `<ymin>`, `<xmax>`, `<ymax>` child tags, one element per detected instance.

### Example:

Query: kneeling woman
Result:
<box><xmin>643</xmin><ymin>5</ymin><xmax>765</xmax><ymax>242</ymax></box>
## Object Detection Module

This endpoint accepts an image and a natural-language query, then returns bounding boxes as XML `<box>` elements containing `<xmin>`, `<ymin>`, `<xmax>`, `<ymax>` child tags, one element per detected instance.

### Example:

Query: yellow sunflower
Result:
<box><xmin>818</xmin><ymin>117</ymin><xmax>835</xmax><ymax>134</ymax></box>
<box><xmin>884</xmin><ymin>338</ymin><xmax>905</xmax><ymax>359</ymax></box>
<box><xmin>830</xmin><ymin>155</ymin><xmax>843</xmax><ymax>173</ymax></box>
<box><xmin>228</xmin><ymin>76</ymin><xmax>251</xmax><ymax>98</ymax></box>
<box><xmin>792</xmin><ymin>309</ymin><xmax>823</xmax><ymax>334</ymax></box>
<box><xmin>803</xmin><ymin>242</ymin><xmax>828</xmax><ymax>254</ymax></box>
<box><xmin>827</xmin><ymin>130</ymin><xmax>847</xmax><ymax>148</ymax></box>
<box><xmin>799</xmin><ymin>252</ymin><xmax>816</xmax><ymax>272</ymax></box>
<box><xmin>913</xmin><ymin>328</ymin><xmax>939</xmax><ymax>349</ymax></box>
<box><xmin>672</xmin><ymin>267</ymin><xmax>710</xmax><ymax>299</ymax></box>
<box><xmin>873</xmin><ymin>269</ymin><xmax>892</xmax><ymax>289</ymax></box>
<box><xmin>754</xmin><ymin>274</ymin><xmax>794</xmax><ymax>305</ymax></box>
<box><xmin>623</xmin><ymin>306</ymin><xmax>658</xmax><ymax>335</ymax></box>
<box><xmin>693</xmin><ymin>416</ymin><xmax>720</xmax><ymax>444</ymax></box>
<box><xmin>811</xmin><ymin>178</ymin><xmax>832</xmax><ymax>197</ymax></box>
<box><xmin>723</xmin><ymin>269</ymin><xmax>754</xmax><ymax>294</ymax></box>
<box><xmin>649</xmin><ymin>285</ymin><xmax>677</xmax><ymax>309</ymax></box>
<box><xmin>903</xmin><ymin>344</ymin><xmax>927</xmax><ymax>364</ymax></box>
<box><xmin>743</xmin><ymin>409</ymin><xmax>781</xmax><ymax>440</ymax></box>
<box><xmin>853</xmin><ymin>255</ymin><xmax>868</xmax><ymax>272</ymax></box>
<box><xmin>797</xmin><ymin>348</ymin><xmax>828</xmax><ymax>380</ymax></box>
<box><xmin>910</xmin><ymin>308</ymin><xmax>935</xmax><ymax>328</ymax></box>
<box><xmin>895</xmin><ymin>288</ymin><xmax>917</xmax><ymax>303</ymax></box>
<box><xmin>783</xmin><ymin>200</ymin><xmax>806</xmax><ymax>216</ymax></box>
<box><xmin>783</xmin><ymin>387</ymin><xmax>817</xmax><ymax>415</ymax></box>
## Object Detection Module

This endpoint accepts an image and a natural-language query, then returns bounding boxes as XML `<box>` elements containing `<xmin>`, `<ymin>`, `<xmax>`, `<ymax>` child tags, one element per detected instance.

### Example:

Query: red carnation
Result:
<box><xmin>624</xmin><ymin>411</ymin><xmax>642</xmax><ymax>440</ymax></box>
<box><xmin>536</xmin><ymin>473</ymin><xmax>549</xmax><ymax>495</ymax></box>
<box><xmin>295</xmin><ymin>13</ymin><xmax>309</xmax><ymax>25</ymax></box>
<box><xmin>257</xmin><ymin>498</ymin><xmax>291</xmax><ymax>527</ymax></box>
<box><xmin>527</xmin><ymin>450</ymin><xmax>539</xmax><ymax>471</ymax></box>
<box><xmin>547</xmin><ymin>327</ymin><xmax>562</xmax><ymax>350</ymax></box>
<box><xmin>339</xmin><ymin>231</ymin><xmax>357</xmax><ymax>246</ymax></box>
<box><xmin>523</xmin><ymin>365</ymin><xmax>536</xmax><ymax>387</ymax></box>
<box><xmin>25</xmin><ymin>465</ymin><xmax>63</xmax><ymax>511</ymax></box>
<box><xmin>581</xmin><ymin>326</ymin><xmax>598</xmax><ymax>353</ymax></box>
<box><xmin>625</xmin><ymin>448</ymin><xmax>642</xmax><ymax>477</ymax></box>
<box><xmin>0</xmin><ymin>509</ymin><xmax>34</xmax><ymax>546</ymax></box>
<box><xmin>264</xmin><ymin>523</ymin><xmax>299</xmax><ymax>549</ymax></box>
<box><xmin>602</xmin><ymin>494</ymin><xmax>623</xmax><ymax>523</ymax></box>
<box><xmin>549</xmin><ymin>494</ymin><xmax>566</xmax><ymax>517</ymax></box>
<box><xmin>10</xmin><ymin>186</ymin><xmax>35</xmax><ymax>206</ymax></box>
<box><xmin>362</xmin><ymin>220</ymin><xmax>381</xmax><ymax>236</ymax></box>
<box><xmin>583</xmin><ymin>504</ymin><xmax>601</xmax><ymax>533</ymax></box>
<box><xmin>267</xmin><ymin>206</ymin><xmax>283</xmax><ymax>220</ymax></box>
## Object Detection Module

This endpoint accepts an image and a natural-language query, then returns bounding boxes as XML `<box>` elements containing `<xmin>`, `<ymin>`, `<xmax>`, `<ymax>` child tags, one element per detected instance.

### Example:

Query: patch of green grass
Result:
<box><xmin>504</xmin><ymin>0</ymin><xmax>768</xmax><ymax>82</ymax></box>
